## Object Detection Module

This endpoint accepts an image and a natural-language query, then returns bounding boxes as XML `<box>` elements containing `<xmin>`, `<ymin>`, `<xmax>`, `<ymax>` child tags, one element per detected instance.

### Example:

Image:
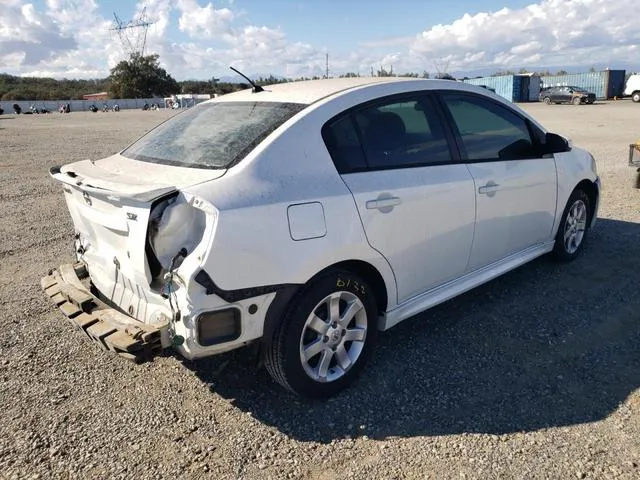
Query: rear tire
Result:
<box><xmin>543</xmin><ymin>97</ymin><xmax>551</xmax><ymax>105</ymax></box>
<box><xmin>264</xmin><ymin>269</ymin><xmax>377</xmax><ymax>398</ymax></box>
<box><xmin>552</xmin><ymin>189</ymin><xmax>591</xmax><ymax>262</ymax></box>
<box><xmin>632</xmin><ymin>92</ymin><xmax>640</xmax><ymax>103</ymax></box>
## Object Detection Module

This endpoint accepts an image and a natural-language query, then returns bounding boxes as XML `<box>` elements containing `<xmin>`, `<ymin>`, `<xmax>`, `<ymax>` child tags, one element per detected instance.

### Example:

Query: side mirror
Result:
<box><xmin>544</xmin><ymin>132</ymin><xmax>570</xmax><ymax>154</ymax></box>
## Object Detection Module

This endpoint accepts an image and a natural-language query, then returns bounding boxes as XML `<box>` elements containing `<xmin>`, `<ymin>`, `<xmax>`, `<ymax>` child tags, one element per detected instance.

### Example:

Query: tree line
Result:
<box><xmin>0</xmin><ymin>54</ymin><xmax>622</xmax><ymax>102</ymax></box>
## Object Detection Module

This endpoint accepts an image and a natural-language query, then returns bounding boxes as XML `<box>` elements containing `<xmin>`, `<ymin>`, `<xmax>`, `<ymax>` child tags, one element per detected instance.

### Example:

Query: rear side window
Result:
<box><xmin>441</xmin><ymin>93</ymin><xmax>536</xmax><ymax>161</ymax></box>
<box><xmin>323</xmin><ymin>95</ymin><xmax>452</xmax><ymax>173</ymax></box>
<box><xmin>122</xmin><ymin>101</ymin><xmax>307</xmax><ymax>169</ymax></box>
<box><xmin>322</xmin><ymin>115</ymin><xmax>368</xmax><ymax>173</ymax></box>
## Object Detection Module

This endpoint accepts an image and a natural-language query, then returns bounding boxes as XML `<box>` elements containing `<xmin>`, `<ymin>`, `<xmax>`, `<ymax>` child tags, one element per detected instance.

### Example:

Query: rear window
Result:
<box><xmin>122</xmin><ymin>101</ymin><xmax>307</xmax><ymax>169</ymax></box>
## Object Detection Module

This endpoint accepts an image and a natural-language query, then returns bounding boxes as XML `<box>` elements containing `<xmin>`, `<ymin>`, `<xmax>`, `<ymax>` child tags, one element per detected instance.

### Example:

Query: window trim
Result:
<box><xmin>434</xmin><ymin>90</ymin><xmax>546</xmax><ymax>164</ymax></box>
<box><xmin>321</xmin><ymin>91</ymin><xmax>459</xmax><ymax>174</ymax></box>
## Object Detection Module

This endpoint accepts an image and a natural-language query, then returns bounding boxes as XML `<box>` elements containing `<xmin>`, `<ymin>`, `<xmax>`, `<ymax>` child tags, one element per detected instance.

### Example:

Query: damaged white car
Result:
<box><xmin>43</xmin><ymin>77</ymin><xmax>600</xmax><ymax>398</ymax></box>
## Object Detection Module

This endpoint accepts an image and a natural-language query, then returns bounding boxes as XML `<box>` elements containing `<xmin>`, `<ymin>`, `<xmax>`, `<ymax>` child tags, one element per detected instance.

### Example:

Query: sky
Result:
<box><xmin>1</xmin><ymin>0</ymin><xmax>639</xmax><ymax>80</ymax></box>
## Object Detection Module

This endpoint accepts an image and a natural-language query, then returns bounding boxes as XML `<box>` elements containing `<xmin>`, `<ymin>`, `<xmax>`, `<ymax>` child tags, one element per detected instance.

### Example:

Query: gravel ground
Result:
<box><xmin>0</xmin><ymin>101</ymin><xmax>639</xmax><ymax>480</ymax></box>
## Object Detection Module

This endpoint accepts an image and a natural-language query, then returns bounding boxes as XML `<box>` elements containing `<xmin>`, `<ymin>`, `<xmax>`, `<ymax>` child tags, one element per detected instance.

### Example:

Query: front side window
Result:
<box><xmin>122</xmin><ymin>101</ymin><xmax>307</xmax><ymax>169</ymax></box>
<box><xmin>441</xmin><ymin>93</ymin><xmax>537</xmax><ymax>161</ymax></box>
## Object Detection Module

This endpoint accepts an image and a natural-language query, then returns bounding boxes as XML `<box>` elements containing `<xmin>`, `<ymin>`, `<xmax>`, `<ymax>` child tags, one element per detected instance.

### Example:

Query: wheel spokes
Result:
<box><xmin>307</xmin><ymin>314</ymin><xmax>329</xmax><ymax>335</ymax></box>
<box><xmin>303</xmin><ymin>339</ymin><xmax>324</xmax><ymax>361</ymax></box>
<box><xmin>339</xmin><ymin>299</ymin><xmax>363</xmax><ymax>328</ymax></box>
<box><xmin>317</xmin><ymin>350</ymin><xmax>333</xmax><ymax>380</ymax></box>
<box><xmin>335</xmin><ymin>344</ymin><xmax>351</xmax><ymax>370</ymax></box>
<box><xmin>344</xmin><ymin>327</ymin><xmax>366</xmax><ymax>342</ymax></box>
<box><xmin>564</xmin><ymin>226</ymin><xmax>573</xmax><ymax>242</ymax></box>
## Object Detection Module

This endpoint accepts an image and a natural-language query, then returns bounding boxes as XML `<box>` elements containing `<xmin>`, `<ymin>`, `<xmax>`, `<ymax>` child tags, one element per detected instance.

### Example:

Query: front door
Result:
<box><xmin>322</xmin><ymin>94</ymin><xmax>476</xmax><ymax>304</ymax></box>
<box><xmin>439</xmin><ymin>92</ymin><xmax>558</xmax><ymax>271</ymax></box>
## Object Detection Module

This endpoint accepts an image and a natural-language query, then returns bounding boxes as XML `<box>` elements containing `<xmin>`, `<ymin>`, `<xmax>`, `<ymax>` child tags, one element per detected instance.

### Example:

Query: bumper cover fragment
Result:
<box><xmin>41</xmin><ymin>263</ymin><xmax>165</xmax><ymax>363</ymax></box>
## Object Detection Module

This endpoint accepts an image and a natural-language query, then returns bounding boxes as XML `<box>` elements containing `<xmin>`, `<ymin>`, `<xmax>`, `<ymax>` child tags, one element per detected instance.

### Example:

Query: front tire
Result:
<box><xmin>264</xmin><ymin>270</ymin><xmax>377</xmax><ymax>398</ymax></box>
<box><xmin>543</xmin><ymin>97</ymin><xmax>551</xmax><ymax>105</ymax></box>
<box><xmin>572</xmin><ymin>96</ymin><xmax>582</xmax><ymax>105</ymax></box>
<box><xmin>552</xmin><ymin>189</ymin><xmax>591</xmax><ymax>262</ymax></box>
<box><xmin>632</xmin><ymin>92</ymin><xmax>640</xmax><ymax>103</ymax></box>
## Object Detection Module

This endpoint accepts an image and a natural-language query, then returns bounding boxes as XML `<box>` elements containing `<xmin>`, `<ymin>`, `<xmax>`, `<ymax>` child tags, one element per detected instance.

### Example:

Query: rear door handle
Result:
<box><xmin>478</xmin><ymin>182</ymin><xmax>501</xmax><ymax>195</ymax></box>
<box><xmin>366</xmin><ymin>197</ymin><xmax>401</xmax><ymax>210</ymax></box>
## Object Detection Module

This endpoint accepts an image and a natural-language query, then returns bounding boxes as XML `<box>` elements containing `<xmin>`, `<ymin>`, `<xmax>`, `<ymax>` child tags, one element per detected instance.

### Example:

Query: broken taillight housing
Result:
<box><xmin>148</xmin><ymin>194</ymin><xmax>206</xmax><ymax>278</ymax></box>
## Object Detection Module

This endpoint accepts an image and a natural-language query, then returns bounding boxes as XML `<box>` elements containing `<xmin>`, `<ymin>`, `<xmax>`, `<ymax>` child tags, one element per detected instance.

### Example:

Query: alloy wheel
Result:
<box><xmin>299</xmin><ymin>291</ymin><xmax>368</xmax><ymax>383</ymax></box>
<box><xmin>564</xmin><ymin>199</ymin><xmax>587</xmax><ymax>254</ymax></box>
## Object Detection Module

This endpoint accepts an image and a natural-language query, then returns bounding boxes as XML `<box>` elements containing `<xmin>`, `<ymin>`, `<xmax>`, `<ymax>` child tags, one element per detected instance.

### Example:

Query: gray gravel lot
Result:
<box><xmin>0</xmin><ymin>101</ymin><xmax>639</xmax><ymax>480</ymax></box>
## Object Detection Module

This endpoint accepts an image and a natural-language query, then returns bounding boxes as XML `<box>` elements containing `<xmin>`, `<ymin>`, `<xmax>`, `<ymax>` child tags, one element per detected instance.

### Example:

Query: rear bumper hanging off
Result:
<box><xmin>41</xmin><ymin>262</ymin><xmax>168</xmax><ymax>363</ymax></box>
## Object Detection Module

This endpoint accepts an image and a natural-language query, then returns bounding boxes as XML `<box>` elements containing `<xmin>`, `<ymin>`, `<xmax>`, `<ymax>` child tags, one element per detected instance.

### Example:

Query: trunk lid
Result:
<box><xmin>51</xmin><ymin>155</ymin><xmax>224</xmax><ymax>295</ymax></box>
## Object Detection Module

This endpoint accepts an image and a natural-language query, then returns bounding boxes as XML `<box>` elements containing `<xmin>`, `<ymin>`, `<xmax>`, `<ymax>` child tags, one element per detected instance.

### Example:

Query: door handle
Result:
<box><xmin>366</xmin><ymin>197</ymin><xmax>401</xmax><ymax>210</ymax></box>
<box><xmin>478</xmin><ymin>182</ymin><xmax>501</xmax><ymax>195</ymax></box>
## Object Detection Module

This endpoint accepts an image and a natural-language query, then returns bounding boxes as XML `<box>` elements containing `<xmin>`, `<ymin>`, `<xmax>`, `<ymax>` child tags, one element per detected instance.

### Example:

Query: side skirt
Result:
<box><xmin>380</xmin><ymin>241</ymin><xmax>555</xmax><ymax>331</ymax></box>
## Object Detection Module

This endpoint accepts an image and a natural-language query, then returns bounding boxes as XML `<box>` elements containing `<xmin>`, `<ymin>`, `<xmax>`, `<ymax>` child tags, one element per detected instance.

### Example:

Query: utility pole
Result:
<box><xmin>325</xmin><ymin>53</ymin><xmax>329</xmax><ymax>79</ymax></box>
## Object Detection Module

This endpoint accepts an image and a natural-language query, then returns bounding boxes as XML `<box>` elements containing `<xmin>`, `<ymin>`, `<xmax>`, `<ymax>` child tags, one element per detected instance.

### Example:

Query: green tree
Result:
<box><xmin>108</xmin><ymin>53</ymin><xmax>179</xmax><ymax>98</ymax></box>
<box><xmin>492</xmin><ymin>69</ymin><xmax>516</xmax><ymax>76</ymax></box>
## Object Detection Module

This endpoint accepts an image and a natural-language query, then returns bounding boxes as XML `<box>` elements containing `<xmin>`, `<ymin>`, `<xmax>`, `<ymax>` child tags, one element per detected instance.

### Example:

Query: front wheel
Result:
<box><xmin>264</xmin><ymin>270</ymin><xmax>377</xmax><ymax>398</ymax></box>
<box><xmin>543</xmin><ymin>97</ymin><xmax>551</xmax><ymax>105</ymax></box>
<box><xmin>572</xmin><ymin>96</ymin><xmax>582</xmax><ymax>105</ymax></box>
<box><xmin>632</xmin><ymin>92</ymin><xmax>640</xmax><ymax>103</ymax></box>
<box><xmin>552</xmin><ymin>189</ymin><xmax>591</xmax><ymax>261</ymax></box>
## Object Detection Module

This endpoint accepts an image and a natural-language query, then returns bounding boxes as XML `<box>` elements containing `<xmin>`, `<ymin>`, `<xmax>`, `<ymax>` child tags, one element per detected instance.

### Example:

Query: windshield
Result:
<box><xmin>569</xmin><ymin>86</ymin><xmax>588</xmax><ymax>93</ymax></box>
<box><xmin>122</xmin><ymin>101</ymin><xmax>307</xmax><ymax>169</ymax></box>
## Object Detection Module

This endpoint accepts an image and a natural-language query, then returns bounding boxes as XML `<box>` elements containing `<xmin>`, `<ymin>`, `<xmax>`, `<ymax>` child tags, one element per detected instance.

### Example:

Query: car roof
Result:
<box><xmin>209</xmin><ymin>77</ymin><xmax>458</xmax><ymax>105</ymax></box>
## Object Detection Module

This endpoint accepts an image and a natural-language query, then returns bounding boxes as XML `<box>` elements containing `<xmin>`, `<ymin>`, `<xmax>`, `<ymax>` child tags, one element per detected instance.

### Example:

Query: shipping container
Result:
<box><xmin>520</xmin><ymin>75</ymin><xmax>542</xmax><ymax>101</ymax></box>
<box><xmin>463</xmin><ymin>75</ymin><xmax>517</xmax><ymax>102</ymax></box>
<box><xmin>462</xmin><ymin>74</ymin><xmax>540</xmax><ymax>102</ymax></box>
<box><xmin>540</xmin><ymin>70</ymin><xmax>626</xmax><ymax>99</ymax></box>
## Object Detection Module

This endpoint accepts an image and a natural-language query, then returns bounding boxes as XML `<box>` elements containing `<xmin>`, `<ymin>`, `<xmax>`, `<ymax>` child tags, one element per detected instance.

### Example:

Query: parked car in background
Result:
<box><xmin>623</xmin><ymin>74</ymin><xmax>640</xmax><ymax>103</ymax></box>
<box><xmin>478</xmin><ymin>85</ymin><xmax>497</xmax><ymax>93</ymax></box>
<box><xmin>540</xmin><ymin>86</ymin><xmax>596</xmax><ymax>105</ymax></box>
<box><xmin>43</xmin><ymin>78</ymin><xmax>600</xmax><ymax>398</ymax></box>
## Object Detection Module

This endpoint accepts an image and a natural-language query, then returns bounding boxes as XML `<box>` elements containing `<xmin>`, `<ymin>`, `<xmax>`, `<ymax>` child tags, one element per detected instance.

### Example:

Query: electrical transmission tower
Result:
<box><xmin>111</xmin><ymin>7</ymin><xmax>155</xmax><ymax>57</ymax></box>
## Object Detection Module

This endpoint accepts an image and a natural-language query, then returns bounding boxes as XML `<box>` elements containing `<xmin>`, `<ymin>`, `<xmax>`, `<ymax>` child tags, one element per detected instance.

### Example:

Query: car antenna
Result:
<box><xmin>229</xmin><ymin>66</ymin><xmax>264</xmax><ymax>93</ymax></box>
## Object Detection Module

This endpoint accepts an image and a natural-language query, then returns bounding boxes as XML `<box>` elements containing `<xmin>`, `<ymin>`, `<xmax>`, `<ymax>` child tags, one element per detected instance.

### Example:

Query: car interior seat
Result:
<box><xmin>364</xmin><ymin>112</ymin><xmax>406</xmax><ymax>165</ymax></box>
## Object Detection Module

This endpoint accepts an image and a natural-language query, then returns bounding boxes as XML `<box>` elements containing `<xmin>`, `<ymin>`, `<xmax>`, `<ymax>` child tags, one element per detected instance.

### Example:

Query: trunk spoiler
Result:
<box><xmin>50</xmin><ymin>164</ymin><xmax>176</xmax><ymax>203</ymax></box>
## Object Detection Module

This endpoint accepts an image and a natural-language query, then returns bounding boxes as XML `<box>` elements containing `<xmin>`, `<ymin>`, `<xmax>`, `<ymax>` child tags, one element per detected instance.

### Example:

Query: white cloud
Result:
<box><xmin>0</xmin><ymin>2</ymin><xmax>77</xmax><ymax>66</ymax></box>
<box><xmin>408</xmin><ymin>0</ymin><xmax>640</xmax><ymax>72</ymax></box>
<box><xmin>0</xmin><ymin>0</ymin><xmax>638</xmax><ymax>81</ymax></box>
<box><xmin>176</xmin><ymin>0</ymin><xmax>234</xmax><ymax>39</ymax></box>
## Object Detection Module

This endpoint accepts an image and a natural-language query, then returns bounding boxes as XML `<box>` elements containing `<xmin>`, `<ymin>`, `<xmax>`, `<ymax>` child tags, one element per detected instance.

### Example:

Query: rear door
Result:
<box><xmin>438</xmin><ymin>92</ymin><xmax>557</xmax><ymax>272</ymax></box>
<box><xmin>557</xmin><ymin>87</ymin><xmax>572</xmax><ymax>103</ymax></box>
<box><xmin>322</xmin><ymin>93</ymin><xmax>476</xmax><ymax>304</ymax></box>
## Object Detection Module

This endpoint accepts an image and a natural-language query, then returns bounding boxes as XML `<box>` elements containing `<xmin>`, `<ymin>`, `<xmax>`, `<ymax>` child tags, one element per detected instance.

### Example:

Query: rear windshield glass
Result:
<box><xmin>122</xmin><ymin>101</ymin><xmax>307</xmax><ymax>169</ymax></box>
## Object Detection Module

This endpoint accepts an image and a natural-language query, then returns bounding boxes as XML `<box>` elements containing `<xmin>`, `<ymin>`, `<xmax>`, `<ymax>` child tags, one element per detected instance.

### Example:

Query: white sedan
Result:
<box><xmin>42</xmin><ymin>77</ymin><xmax>600</xmax><ymax>398</ymax></box>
